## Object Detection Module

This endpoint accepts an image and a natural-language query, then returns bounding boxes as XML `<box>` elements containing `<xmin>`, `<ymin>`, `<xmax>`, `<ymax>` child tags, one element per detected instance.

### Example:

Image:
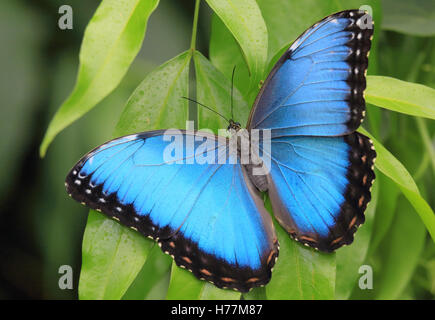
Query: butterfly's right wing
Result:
<box><xmin>245</xmin><ymin>9</ymin><xmax>376</xmax><ymax>252</ymax></box>
<box><xmin>66</xmin><ymin>130</ymin><xmax>278</xmax><ymax>292</ymax></box>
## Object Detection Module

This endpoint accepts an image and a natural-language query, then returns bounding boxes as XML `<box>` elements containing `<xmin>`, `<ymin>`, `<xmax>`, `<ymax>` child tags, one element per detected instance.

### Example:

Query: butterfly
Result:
<box><xmin>66</xmin><ymin>10</ymin><xmax>376</xmax><ymax>292</ymax></box>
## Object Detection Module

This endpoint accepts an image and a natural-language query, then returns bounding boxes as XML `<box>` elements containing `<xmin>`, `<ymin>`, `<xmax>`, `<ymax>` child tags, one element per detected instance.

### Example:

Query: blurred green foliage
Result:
<box><xmin>0</xmin><ymin>0</ymin><xmax>434</xmax><ymax>300</ymax></box>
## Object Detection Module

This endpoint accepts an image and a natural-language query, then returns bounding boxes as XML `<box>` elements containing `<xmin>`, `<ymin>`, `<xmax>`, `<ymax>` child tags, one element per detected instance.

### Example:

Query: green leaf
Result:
<box><xmin>335</xmin><ymin>179</ymin><xmax>378</xmax><ymax>300</ymax></box>
<box><xmin>209</xmin><ymin>15</ymin><xmax>252</xmax><ymax>98</ymax></box>
<box><xmin>115</xmin><ymin>51</ymin><xmax>191</xmax><ymax>135</ymax></box>
<box><xmin>359</xmin><ymin>128</ymin><xmax>435</xmax><ymax>243</ymax></box>
<box><xmin>166</xmin><ymin>263</ymin><xmax>240</xmax><ymax>300</ymax></box>
<box><xmin>122</xmin><ymin>245</ymin><xmax>172</xmax><ymax>300</ymax></box>
<box><xmin>40</xmin><ymin>0</ymin><xmax>159</xmax><ymax>157</ymax></box>
<box><xmin>265</xmin><ymin>199</ymin><xmax>336</xmax><ymax>300</ymax></box>
<box><xmin>382</xmin><ymin>0</ymin><xmax>435</xmax><ymax>36</ymax></box>
<box><xmin>79</xmin><ymin>210</ymin><xmax>154</xmax><ymax>300</ymax></box>
<box><xmin>368</xmin><ymin>173</ymin><xmax>400</xmax><ymax>255</ymax></box>
<box><xmin>242</xmin><ymin>287</ymin><xmax>267</xmax><ymax>300</ymax></box>
<box><xmin>194</xmin><ymin>51</ymin><xmax>250</xmax><ymax>131</ymax></box>
<box><xmin>205</xmin><ymin>0</ymin><xmax>267</xmax><ymax>90</ymax></box>
<box><xmin>366</xmin><ymin>76</ymin><xmax>435</xmax><ymax>120</ymax></box>
<box><xmin>376</xmin><ymin>197</ymin><xmax>426</xmax><ymax>299</ymax></box>
<box><xmin>79</xmin><ymin>51</ymin><xmax>191</xmax><ymax>300</ymax></box>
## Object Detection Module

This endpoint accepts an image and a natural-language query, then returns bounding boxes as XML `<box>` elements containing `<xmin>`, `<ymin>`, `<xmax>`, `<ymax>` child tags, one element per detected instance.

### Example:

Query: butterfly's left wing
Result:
<box><xmin>66</xmin><ymin>130</ymin><xmax>278</xmax><ymax>292</ymax></box>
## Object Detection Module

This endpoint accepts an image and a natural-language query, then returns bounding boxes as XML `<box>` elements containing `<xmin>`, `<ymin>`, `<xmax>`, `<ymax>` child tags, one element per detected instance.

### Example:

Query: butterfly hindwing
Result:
<box><xmin>248</xmin><ymin>10</ymin><xmax>373</xmax><ymax>138</ymax></box>
<box><xmin>262</xmin><ymin>132</ymin><xmax>376</xmax><ymax>252</ymax></box>
<box><xmin>65</xmin><ymin>130</ymin><xmax>278</xmax><ymax>292</ymax></box>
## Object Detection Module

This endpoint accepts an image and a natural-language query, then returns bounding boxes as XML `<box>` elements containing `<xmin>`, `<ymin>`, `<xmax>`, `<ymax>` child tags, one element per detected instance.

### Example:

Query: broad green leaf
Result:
<box><xmin>115</xmin><ymin>51</ymin><xmax>191</xmax><ymax>135</ymax></box>
<box><xmin>79</xmin><ymin>210</ymin><xmax>154</xmax><ymax>300</ymax></box>
<box><xmin>166</xmin><ymin>263</ymin><xmax>240</xmax><ymax>300</ymax></box>
<box><xmin>265</xmin><ymin>200</ymin><xmax>336</xmax><ymax>300</ymax></box>
<box><xmin>360</xmin><ymin>128</ymin><xmax>435</xmax><ymax>242</ymax></box>
<box><xmin>122</xmin><ymin>245</ymin><xmax>172</xmax><ymax>300</ymax></box>
<box><xmin>205</xmin><ymin>0</ymin><xmax>267</xmax><ymax>93</ymax></box>
<box><xmin>242</xmin><ymin>287</ymin><xmax>267</xmax><ymax>300</ymax></box>
<box><xmin>376</xmin><ymin>197</ymin><xmax>426</xmax><ymax>299</ymax></box>
<box><xmin>79</xmin><ymin>51</ymin><xmax>191</xmax><ymax>300</ymax></box>
<box><xmin>381</xmin><ymin>0</ymin><xmax>435</xmax><ymax>36</ymax></box>
<box><xmin>335</xmin><ymin>180</ymin><xmax>378</xmax><ymax>300</ymax></box>
<box><xmin>366</xmin><ymin>76</ymin><xmax>435</xmax><ymax>120</ymax></box>
<box><xmin>194</xmin><ymin>51</ymin><xmax>249</xmax><ymax>131</ymax></box>
<box><xmin>40</xmin><ymin>0</ymin><xmax>159</xmax><ymax>157</ymax></box>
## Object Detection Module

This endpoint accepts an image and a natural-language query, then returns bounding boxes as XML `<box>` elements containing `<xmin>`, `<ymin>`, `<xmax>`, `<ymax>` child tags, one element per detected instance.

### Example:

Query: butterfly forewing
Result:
<box><xmin>248</xmin><ymin>10</ymin><xmax>373</xmax><ymax>137</ymax></box>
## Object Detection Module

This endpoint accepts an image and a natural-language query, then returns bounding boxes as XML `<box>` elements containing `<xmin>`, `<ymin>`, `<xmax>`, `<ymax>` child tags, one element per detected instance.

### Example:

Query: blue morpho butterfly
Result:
<box><xmin>66</xmin><ymin>10</ymin><xmax>376</xmax><ymax>292</ymax></box>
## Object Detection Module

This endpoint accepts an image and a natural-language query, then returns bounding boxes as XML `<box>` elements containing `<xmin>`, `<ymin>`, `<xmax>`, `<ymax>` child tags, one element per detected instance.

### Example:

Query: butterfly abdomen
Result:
<box><xmin>244</xmin><ymin>163</ymin><xmax>269</xmax><ymax>192</ymax></box>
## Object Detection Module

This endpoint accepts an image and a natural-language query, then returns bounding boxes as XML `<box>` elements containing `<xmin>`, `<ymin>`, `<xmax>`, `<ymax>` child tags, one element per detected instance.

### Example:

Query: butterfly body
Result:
<box><xmin>66</xmin><ymin>10</ymin><xmax>375</xmax><ymax>292</ymax></box>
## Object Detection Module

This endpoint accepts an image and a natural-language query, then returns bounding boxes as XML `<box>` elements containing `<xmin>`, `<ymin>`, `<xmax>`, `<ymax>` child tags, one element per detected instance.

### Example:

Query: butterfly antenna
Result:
<box><xmin>181</xmin><ymin>97</ymin><xmax>230</xmax><ymax>123</ymax></box>
<box><xmin>230</xmin><ymin>65</ymin><xmax>236</xmax><ymax>120</ymax></box>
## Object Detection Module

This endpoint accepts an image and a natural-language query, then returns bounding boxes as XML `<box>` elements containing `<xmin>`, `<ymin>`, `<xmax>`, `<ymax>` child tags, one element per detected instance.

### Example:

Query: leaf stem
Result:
<box><xmin>190</xmin><ymin>0</ymin><xmax>201</xmax><ymax>51</ymax></box>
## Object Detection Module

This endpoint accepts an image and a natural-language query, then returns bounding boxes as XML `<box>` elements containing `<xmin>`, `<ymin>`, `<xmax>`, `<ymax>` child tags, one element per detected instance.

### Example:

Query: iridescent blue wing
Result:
<box><xmin>260</xmin><ymin>132</ymin><xmax>375</xmax><ymax>252</ymax></box>
<box><xmin>66</xmin><ymin>130</ymin><xmax>278</xmax><ymax>292</ymax></box>
<box><xmin>248</xmin><ymin>10</ymin><xmax>373</xmax><ymax>137</ymax></box>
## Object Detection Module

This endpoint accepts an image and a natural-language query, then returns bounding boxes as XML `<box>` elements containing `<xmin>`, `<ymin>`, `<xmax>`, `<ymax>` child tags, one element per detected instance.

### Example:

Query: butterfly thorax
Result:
<box><xmin>227</xmin><ymin>119</ymin><xmax>241</xmax><ymax>131</ymax></box>
<box><xmin>226</xmin><ymin>125</ymin><xmax>270</xmax><ymax>193</ymax></box>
